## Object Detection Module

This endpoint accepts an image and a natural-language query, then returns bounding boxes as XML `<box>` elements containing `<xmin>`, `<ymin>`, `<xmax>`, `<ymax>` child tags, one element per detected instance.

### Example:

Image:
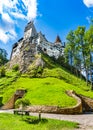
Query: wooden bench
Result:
<box><xmin>14</xmin><ymin>110</ymin><xmax>42</xmax><ymax>120</ymax></box>
<box><xmin>14</xmin><ymin>110</ymin><xmax>30</xmax><ymax>115</ymax></box>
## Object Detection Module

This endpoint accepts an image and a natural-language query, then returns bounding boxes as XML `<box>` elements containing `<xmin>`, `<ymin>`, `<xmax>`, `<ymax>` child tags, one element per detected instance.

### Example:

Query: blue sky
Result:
<box><xmin>0</xmin><ymin>0</ymin><xmax>93</xmax><ymax>58</ymax></box>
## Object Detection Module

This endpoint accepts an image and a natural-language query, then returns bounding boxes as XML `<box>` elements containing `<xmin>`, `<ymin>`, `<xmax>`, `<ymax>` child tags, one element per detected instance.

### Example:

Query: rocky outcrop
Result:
<box><xmin>10</xmin><ymin>22</ymin><xmax>65</xmax><ymax>73</ymax></box>
<box><xmin>9</xmin><ymin>40</ymin><xmax>37</xmax><ymax>73</ymax></box>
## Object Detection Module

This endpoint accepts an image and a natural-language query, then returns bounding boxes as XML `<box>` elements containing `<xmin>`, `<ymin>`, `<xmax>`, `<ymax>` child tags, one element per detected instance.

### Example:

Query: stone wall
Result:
<box><xmin>77</xmin><ymin>95</ymin><xmax>93</xmax><ymax>112</ymax></box>
<box><xmin>27</xmin><ymin>90</ymin><xmax>83</xmax><ymax>114</ymax></box>
<box><xmin>2</xmin><ymin>90</ymin><xmax>25</xmax><ymax>110</ymax></box>
<box><xmin>27</xmin><ymin>91</ymin><xmax>93</xmax><ymax>114</ymax></box>
<box><xmin>2</xmin><ymin>90</ymin><xmax>93</xmax><ymax>114</ymax></box>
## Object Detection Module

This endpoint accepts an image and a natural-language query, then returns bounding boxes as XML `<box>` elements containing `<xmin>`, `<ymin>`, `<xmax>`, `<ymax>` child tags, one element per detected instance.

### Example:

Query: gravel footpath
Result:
<box><xmin>0</xmin><ymin>110</ymin><xmax>93</xmax><ymax>130</ymax></box>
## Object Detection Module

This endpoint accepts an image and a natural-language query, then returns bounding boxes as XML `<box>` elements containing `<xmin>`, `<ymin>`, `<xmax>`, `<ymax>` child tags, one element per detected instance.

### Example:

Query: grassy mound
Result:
<box><xmin>0</xmin><ymin>53</ymin><xmax>93</xmax><ymax>107</ymax></box>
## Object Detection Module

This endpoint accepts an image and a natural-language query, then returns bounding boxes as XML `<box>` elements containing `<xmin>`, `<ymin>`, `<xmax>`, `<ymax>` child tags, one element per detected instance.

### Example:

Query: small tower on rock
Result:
<box><xmin>24</xmin><ymin>21</ymin><xmax>37</xmax><ymax>39</ymax></box>
<box><xmin>54</xmin><ymin>35</ymin><xmax>62</xmax><ymax>45</ymax></box>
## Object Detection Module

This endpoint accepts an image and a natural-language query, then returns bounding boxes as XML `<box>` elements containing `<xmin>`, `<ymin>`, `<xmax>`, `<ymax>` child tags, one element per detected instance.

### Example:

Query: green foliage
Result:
<box><xmin>0</xmin><ymin>48</ymin><xmax>8</xmax><ymax>66</ymax></box>
<box><xmin>65</xmin><ymin>27</ymin><xmax>86</xmax><ymax>69</ymax></box>
<box><xmin>0</xmin><ymin>66</ymin><xmax>6</xmax><ymax>77</ymax></box>
<box><xmin>65</xmin><ymin>30</ymin><xmax>75</xmax><ymax>65</ymax></box>
<box><xmin>41</xmin><ymin>53</ymin><xmax>57</xmax><ymax>68</ymax></box>
<box><xmin>84</xmin><ymin>25</ymin><xmax>93</xmax><ymax>89</ymax></box>
<box><xmin>65</xmin><ymin>26</ymin><xmax>93</xmax><ymax>88</ymax></box>
<box><xmin>0</xmin><ymin>113</ymin><xmax>78</xmax><ymax>130</ymax></box>
<box><xmin>28</xmin><ymin>64</ymin><xmax>43</xmax><ymax>78</ymax></box>
<box><xmin>0</xmin><ymin>70</ymin><xmax>20</xmax><ymax>105</ymax></box>
<box><xmin>12</xmin><ymin>64</ymin><xmax>19</xmax><ymax>71</ymax></box>
<box><xmin>42</xmin><ymin>68</ymin><xmax>63</xmax><ymax>79</ymax></box>
<box><xmin>15</xmin><ymin>98</ymin><xmax>30</xmax><ymax>108</ymax></box>
<box><xmin>27</xmin><ymin>54</ymin><xmax>44</xmax><ymax>77</ymax></box>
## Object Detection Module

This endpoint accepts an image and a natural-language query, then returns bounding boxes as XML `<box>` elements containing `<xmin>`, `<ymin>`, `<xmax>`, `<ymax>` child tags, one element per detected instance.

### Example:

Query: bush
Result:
<box><xmin>12</xmin><ymin>64</ymin><xmax>19</xmax><ymax>71</ymax></box>
<box><xmin>28</xmin><ymin>64</ymin><xmax>43</xmax><ymax>78</ymax></box>
<box><xmin>0</xmin><ymin>66</ymin><xmax>6</xmax><ymax>77</ymax></box>
<box><xmin>15</xmin><ymin>98</ymin><xmax>31</xmax><ymax>109</ymax></box>
<box><xmin>29</xmin><ymin>66</ymin><xmax>43</xmax><ymax>78</ymax></box>
<box><xmin>42</xmin><ymin>68</ymin><xmax>63</xmax><ymax>78</ymax></box>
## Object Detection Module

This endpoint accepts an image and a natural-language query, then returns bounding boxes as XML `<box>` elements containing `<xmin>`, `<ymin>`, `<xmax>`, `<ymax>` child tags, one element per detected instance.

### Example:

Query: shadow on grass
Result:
<box><xmin>23</xmin><ymin>117</ymin><xmax>48</xmax><ymax>125</ymax></box>
<box><xmin>0</xmin><ymin>97</ymin><xmax>3</xmax><ymax>107</ymax></box>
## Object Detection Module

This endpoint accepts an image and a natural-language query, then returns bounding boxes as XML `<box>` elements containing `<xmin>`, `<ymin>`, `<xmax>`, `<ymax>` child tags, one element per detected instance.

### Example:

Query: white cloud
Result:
<box><xmin>2</xmin><ymin>13</ymin><xmax>14</xmax><ymax>24</ymax></box>
<box><xmin>0</xmin><ymin>27</ymin><xmax>17</xmax><ymax>44</ymax></box>
<box><xmin>0</xmin><ymin>0</ymin><xmax>37</xmax><ymax>44</ymax></box>
<box><xmin>11</xmin><ymin>12</ymin><xmax>26</xmax><ymax>19</ymax></box>
<box><xmin>0</xmin><ymin>29</ymin><xmax>9</xmax><ymax>43</ymax></box>
<box><xmin>86</xmin><ymin>16</ymin><xmax>92</xmax><ymax>23</ymax></box>
<box><xmin>83</xmin><ymin>0</ymin><xmax>93</xmax><ymax>7</ymax></box>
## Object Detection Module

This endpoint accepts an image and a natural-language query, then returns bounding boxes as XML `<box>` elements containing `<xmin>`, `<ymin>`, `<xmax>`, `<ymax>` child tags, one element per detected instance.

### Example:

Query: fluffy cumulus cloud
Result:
<box><xmin>0</xmin><ymin>0</ymin><xmax>37</xmax><ymax>44</ymax></box>
<box><xmin>83</xmin><ymin>0</ymin><xmax>93</xmax><ymax>7</ymax></box>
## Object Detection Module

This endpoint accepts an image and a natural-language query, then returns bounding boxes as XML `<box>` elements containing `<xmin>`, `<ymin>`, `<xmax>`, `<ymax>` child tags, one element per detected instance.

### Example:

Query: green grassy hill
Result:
<box><xmin>0</xmin><ymin>54</ymin><xmax>93</xmax><ymax>108</ymax></box>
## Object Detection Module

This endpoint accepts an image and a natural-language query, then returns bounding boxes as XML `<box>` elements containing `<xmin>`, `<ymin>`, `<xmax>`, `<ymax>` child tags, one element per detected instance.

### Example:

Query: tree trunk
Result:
<box><xmin>90</xmin><ymin>69</ymin><xmax>93</xmax><ymax>90</ymax></box>
<box><xmin>80</xmin><ymin>67</ymin><xmax>82</xmax><ymax>80</ymax></box>
<box><xmin>91</xmin><ymin>83</ymin><xmax>93</xmax><ymax>90</ymax></box>
<box><xmin>85</xmin><ymin>68</ymin><xmax>88</xmax><ymax>86</ymax></box>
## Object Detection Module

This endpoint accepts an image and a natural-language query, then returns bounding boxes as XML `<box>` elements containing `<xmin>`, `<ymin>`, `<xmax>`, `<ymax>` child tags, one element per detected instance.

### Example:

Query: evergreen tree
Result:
<box><xmin>84</xmin><ymin>25</ymin><xmax>93</xmax><ymax>90</ymax></box>
<box><xmin>0</xmin><ymin>48</ymin><xmax>8</xmax><ymax>66</ymax></box>
<box><xmin>74</xmin><ymin>26</ymin><xmax>86</xmax><ymax>79</ymax></box>
<box><xmin>65</xmin><ymin>26</ymin><xmax>89</xmax><ymax>85</ymax></box>
<box><xmin>64</xmin><ymin>30</ymin><xmax>76</xmax><ymax>72</ymax></box>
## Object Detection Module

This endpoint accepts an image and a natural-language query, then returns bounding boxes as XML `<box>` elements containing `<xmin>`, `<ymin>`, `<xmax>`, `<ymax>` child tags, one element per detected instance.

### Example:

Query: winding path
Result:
<box><xmin>0</xmin><ymin>109</ymin><xmax>93</xmax><ymax>130</ymax></box>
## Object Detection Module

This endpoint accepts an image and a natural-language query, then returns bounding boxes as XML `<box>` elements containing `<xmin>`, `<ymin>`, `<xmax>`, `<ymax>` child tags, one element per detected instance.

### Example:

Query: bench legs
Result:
<box><xmin>25</xmin><ymin>111</ymin><xmax>29</xmax><ymax>115</ymax></box>
<box><xmin>14</xmin><ymin>110</ymin><xmax>30</xmax><ymax>116</ymax></box>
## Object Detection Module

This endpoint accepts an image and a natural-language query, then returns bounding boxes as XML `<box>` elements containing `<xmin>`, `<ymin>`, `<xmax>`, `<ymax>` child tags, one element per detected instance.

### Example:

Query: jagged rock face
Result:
<box><xmin>10</xmin><ymin>40</ymin><xmax>37</xmax><ymax>73</ymax></box>
<box><xmin>27</xmin><ymin>54</ymin><xmax>45</xmax><ymax>77</ymax></box>
<box><xmin>34</xmin><ymin>56</ymin><xmax>45</xmax><ymax>68</ymax></box>
<box><xmin>21</xmin><ymin>41</ymin><xmax>37</xmax><ymax>73</ymax></box>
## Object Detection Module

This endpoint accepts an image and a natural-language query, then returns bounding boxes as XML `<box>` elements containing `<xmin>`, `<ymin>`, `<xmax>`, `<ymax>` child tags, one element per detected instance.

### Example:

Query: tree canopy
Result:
<box><xmin>0</xmin><ymin>48</ymin><xmax>8</xmax><ymax>66</ymax></box>
<box><xmin>65</xmin><ymin>25</ymin><xmax>93</xmax><ymax>90</ymax></box>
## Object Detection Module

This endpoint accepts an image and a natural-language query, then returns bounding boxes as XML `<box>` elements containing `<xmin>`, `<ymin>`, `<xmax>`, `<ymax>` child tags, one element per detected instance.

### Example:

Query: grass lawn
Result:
<box><xmin>0</xmin><ymin>76</ymin><xmax>77</xmax><ymax>107</ymax></box>
<box><xmin>1</xmin><ymin>75</ymin><xmax>93</xmax><ymax>108</ymax></box>
<box><xmin>0</xmin><ymin>113</ymin><xmax>78</xmax><ymax>130</ymax></box>
<box><xmin>0</xmin><ymin>54</ymin><xmax>93</xmax><ymax>108</ymax></box>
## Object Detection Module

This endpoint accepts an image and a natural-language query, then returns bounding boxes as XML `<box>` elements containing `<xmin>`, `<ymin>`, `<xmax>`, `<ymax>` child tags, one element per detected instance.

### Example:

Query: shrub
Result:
<box><xmin>28</xmin><ymin>66</ymin><xmax>43</xmax><ymax>78</ymax></box>
<box><xmin>15</xmin><ymin>98</ymin><xmax>31</xmax><ymax>109</ymax></box>
<box><xmin>28</xmin><ymin>65</ymin><xmax>37</xmax><ymax>77</ymax></box>
<box><xmin>0</xmin><ymin>66</ymin><xmax>6</xmax><ymax>77</ymax></box>
<box><xmin>42</xmin><ymin>68</ymin><xmax>63</xmax><ymax>78</ymax></box>
<box><xmin>12</xmin><ymin>64</ymin><xmax>19</xmax><ymax>71</ymax></box>
<box><xmin>28</xmin><ymin>63</ymin><xmax>43</xmax><ymax>78</ymax></box>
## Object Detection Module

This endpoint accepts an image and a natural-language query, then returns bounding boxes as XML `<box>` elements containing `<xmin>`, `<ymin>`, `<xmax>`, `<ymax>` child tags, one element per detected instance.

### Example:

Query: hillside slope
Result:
<box><xmin>0</xmin><ymin>54</ymin><xmax>93</xmax><ymax>108</ymax></box>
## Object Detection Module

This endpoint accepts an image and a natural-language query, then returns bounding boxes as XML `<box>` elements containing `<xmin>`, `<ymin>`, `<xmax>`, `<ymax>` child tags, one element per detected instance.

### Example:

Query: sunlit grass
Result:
<box><xmin>0</xmin><ymin>54</ymin><xmax>93</xmax><ymax>107</ymax></box>
<box><xmin>0</xmin><ymin>113</ymin><xmax>78</xmax><ymax>130</ymax></box>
